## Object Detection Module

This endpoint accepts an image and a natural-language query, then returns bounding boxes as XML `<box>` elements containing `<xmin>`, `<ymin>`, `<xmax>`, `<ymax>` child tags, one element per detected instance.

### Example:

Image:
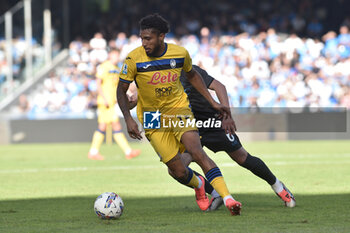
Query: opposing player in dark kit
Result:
<box><xmin>175</xmin><ymin>65</ymin><xmax>296</xmax><ymax>210</ymax></box>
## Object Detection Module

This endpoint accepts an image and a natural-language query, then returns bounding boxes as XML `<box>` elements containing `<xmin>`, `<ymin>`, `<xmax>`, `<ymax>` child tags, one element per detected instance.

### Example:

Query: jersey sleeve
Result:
<box><xmin>119</xmin><ymin>56</ymin><xmax>136</xmax><ymax>83</ymax></box>
<box><xmin>182</xmin><ymin>49</ymin><xmax>193</xmax><ymax>73</ymax></box>
<box><xmin>200</xmin><ymin>68</ymin><xmax>214</xmax><ymax>88</ymax></box>
<box><xmin>206</xmin><ymin>74</ymin><xmax>215</xmax><ymax>88</ymax></box>
<box><xmin>194</xmin><ymin>66</ymin><xmax>214</xmax><ymax>88</ymax></box>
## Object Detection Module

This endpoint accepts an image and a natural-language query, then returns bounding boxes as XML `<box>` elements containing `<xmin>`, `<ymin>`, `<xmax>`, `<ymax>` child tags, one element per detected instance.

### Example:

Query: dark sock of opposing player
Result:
<box><xmin>241</xmin><ymin>153</ymin><xmax>276</xmax><ymax>185</ymax></box>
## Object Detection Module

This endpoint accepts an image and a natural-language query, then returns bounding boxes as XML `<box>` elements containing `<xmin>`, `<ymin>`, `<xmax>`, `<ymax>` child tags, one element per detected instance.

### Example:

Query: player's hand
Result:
<box><xmin>211</xmin><ymin>102</ymin><xmax>231</xmax><ymax>119</ymax></box>
<box><xmin>222</xmin><ymin>115</ymin><xmax>237</xmax><ymax>135</ymax></box>
<box><xmin>126</xmin><ymin>118</ymin><xmax>142</xmax><ymax>140</ymax></box>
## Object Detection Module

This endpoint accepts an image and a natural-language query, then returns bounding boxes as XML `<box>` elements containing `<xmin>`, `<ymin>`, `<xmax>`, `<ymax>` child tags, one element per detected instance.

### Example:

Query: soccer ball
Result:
<box><xmin>94</xmin><ymin>192</ymin><xmax>124</xmax><ymax>219</ymax></box>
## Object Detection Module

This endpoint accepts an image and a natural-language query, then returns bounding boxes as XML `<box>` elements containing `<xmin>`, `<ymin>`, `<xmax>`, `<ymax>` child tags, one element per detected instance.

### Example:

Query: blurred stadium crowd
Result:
<box><xmin>0</xmin><ymin>0</ymin><xmax>349</xmax><ymax>118</ymax></box>
<box><xmin>6</xmin><ymin>26</ymin><xmax>350</xmax><ymax>118</ymax></box>
<box><xmin>69</xmin><ymin>0</ymin><xmax>350</xmax><ymax>41</ymax></box>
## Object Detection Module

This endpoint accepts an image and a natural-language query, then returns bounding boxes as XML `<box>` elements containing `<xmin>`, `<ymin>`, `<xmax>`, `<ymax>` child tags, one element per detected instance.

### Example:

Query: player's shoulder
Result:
<box><xmin>167</xmin><ymin>43</ymin><xmax>187</xmax><ymax>53</ymax></box>
<box><xmin>192</xmin><ymin>65</ymin><xmax>209</xmax><ymax>77</ymax></box>
<box><xmin>192</xmin><ymin>65</ymin><xmax>202</xmax><ymax>72</ymax></box>
<box><xmin>127</xmin><ymin>46</ymin><xmax>145</xmax><ymax>60</ymax></box>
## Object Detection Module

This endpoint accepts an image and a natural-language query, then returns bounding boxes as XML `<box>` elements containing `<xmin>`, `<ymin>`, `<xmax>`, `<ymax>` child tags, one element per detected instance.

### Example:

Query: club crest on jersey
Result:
<box><xmin>122</xmin><ymin>64</ymin><xmax>128</xmax><ymax>74</ymax></box>
<box><xmin>170</xmin><ymin>59</ymin><xmax>176</xmax><ymax>69</ymax></box>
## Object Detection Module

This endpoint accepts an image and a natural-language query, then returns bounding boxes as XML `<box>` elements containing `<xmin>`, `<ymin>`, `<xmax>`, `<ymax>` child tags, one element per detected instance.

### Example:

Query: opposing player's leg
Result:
<box><xmin>228</xmin><ymin>147</ymin><xmax>277</xmax><ymax>185</ymax></box>
<box><xmin>228</xmin><ymin>147</ymin><xmax>295</xmax><ymax>207</ymax></box>
<box><xmin>202</xmin><ymin>130</ymin><xmax>295</xmax><ymax>208</ymax></box>
<box><xmin>227</xmin><ymin>138</ymin><xmax>296</xmax><ymax>207</ymax></box>
<box><xmin>273</xmin><ymin>181</ymin><xmax>296</xmax><ymax>207</ymax></box>
<box><xmin>111</xmin><ymin>121</ymin><xmax>140</xmax><ymax>159</ymax></box>
<box><xmin>181</xmin><ymin>130</ymin><xmax>241</xmax><ymax>215</ymax></box>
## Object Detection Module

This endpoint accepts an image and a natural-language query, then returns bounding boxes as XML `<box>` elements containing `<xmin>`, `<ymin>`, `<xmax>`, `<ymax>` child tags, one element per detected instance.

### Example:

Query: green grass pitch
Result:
<box><xmin>0</xmin><ymin>140</ymin><xmax>349</xmax><ymax>233</ymax></box>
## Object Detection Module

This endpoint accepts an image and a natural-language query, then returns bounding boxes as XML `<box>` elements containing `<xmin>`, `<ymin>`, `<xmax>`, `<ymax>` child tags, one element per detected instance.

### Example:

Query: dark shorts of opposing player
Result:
<box><xmin>199</xmin><ymin>129</ymin><xmax>242</xmax><ymax>153</ymax></box>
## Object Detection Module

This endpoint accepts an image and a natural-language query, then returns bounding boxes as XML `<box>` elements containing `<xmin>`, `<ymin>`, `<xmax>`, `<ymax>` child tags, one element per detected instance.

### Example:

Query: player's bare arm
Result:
<box><xmin>185</xmin><ymin>69</ymin><xmax>231</xmax><ymax>118</ymax></box>
<box><xmin>209</xmin><ymin>80</ymin><xmax>237</xmax><ymax>134</ymax></box>
<box><xmin>117</xmin><ymin>81</ymin><xmax>142</xmax><ymax>140</ymax></box>
<box><xmin>126</xmin><ymin>83</ymin><xmax>138</xmax><ymax>110</ymax></box>
<box><xmin>127</xmin><ymin>94</ymin><xmax>138</xmax><ymax>110</ymax></box>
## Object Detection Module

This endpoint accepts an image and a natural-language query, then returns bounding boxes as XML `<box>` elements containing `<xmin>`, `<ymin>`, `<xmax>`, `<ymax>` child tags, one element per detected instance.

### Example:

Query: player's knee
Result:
<box><xmin>237</xmin><ymin>155</ymin><xmax>247</xmax><ymax>165</ymax></box>
<box><xmin>229</xmin><ymin>148</ymin><xmax>248</xmax><ymax>165</ymax></box>
<box><xmin>180</xmin><ymin>153</ymin><xmax>193</xmax><ymax>167</ymax></box>
<box><xmin>234</xmin><ymin>153</ymin><xmax>247</xmax><ymax>165</ymax></box>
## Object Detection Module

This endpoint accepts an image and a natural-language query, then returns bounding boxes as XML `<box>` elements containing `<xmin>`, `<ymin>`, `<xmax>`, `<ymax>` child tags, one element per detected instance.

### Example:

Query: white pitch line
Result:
<box><xmin>219</xmin><ymin>160</ymin><xmax>350</xmax><ymax>167</ymax></box>
<box><xmin>0</xmin><ymin>164</ymin><xmax>163</xmax><ymax>174</ymax></box>
<box><xmin>0</xmin><ymin>160</ymin><xmax>350</xmax><ymax>174</ymax></box>
<box><xmin>252</xmin><ymin>153</ymin><xmax>350</xmax><ymax>158</ymax></box>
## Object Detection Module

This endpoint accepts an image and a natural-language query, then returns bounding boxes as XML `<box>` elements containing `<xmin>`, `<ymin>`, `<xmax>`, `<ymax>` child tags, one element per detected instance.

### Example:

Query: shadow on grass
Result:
<box><xmin>0</xmin><ymin>193</ymin><xmax>349</xmax><ymax>233</ymax></box>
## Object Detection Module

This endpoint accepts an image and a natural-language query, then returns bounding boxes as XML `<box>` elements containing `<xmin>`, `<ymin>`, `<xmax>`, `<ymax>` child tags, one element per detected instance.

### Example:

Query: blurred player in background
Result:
<box><xmin>117</xmin><ymin>13</ymin><xmax>242</xmax><ymax>215</ymax></box>
<box><xmin>177</xmin><ymin>65</ymin><xmax>296</xmax><ymax>210</ymax></box>
<box><xmin>88</xmin><ymin>49</ymin><xmax>141</xmax><ymax>160</ymax></box>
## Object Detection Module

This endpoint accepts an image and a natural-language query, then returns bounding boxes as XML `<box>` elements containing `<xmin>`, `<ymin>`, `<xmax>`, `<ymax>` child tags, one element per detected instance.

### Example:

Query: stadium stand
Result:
<box><xmin>6</xmin><ymin>24</ymin><xmax>350</xmax><ymax>119</ymax></box>
<box><xmin>0</xmin><ymin>37</ymin><xmax>45</xmax><ymax>98</ymax></box>
<box><xmin>63</xmin><ymin>0</ymin><xmax>350</xmax><ymax>40</ymax></box>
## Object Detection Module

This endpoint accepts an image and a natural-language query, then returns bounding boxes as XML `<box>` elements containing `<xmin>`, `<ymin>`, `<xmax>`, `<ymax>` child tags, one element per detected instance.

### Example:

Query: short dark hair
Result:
<box><xmin>139</xmin><ymin>13</ymin><xmax>170</xmax><ymax>34</ymax></box>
